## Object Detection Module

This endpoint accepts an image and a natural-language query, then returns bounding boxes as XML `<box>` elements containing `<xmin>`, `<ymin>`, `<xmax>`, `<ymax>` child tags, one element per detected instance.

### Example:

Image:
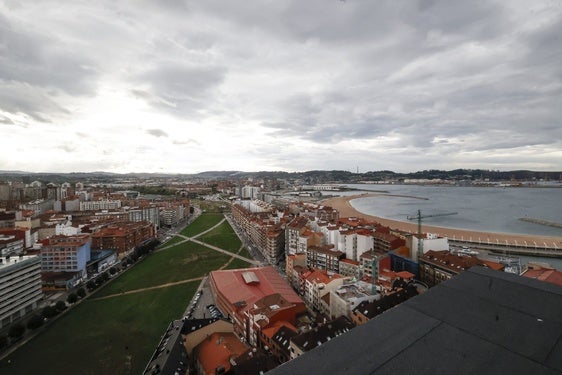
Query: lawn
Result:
<box><xmin>224</xmin><ymin>257</ymin><xmax>253</xmax><ymax>270</ymax></box>
<box><xmin>0</xmin><ymin>282</ymin><xmax>199</xmax><ymax>375</ymax></box>
<box><xmin>0</xmin><ymin>211</ymin><xmax>254</xmax><ymax>375</ymax></box>
<box><xmin>96</xmin><ymin>242</ymin><xmax>231</xmax><ymax>296</ymax></box>
<box><xmin>180</xmin><ymin>213</ymin><xmax>224</xmax><ymax>237</ymax></box>
<box><xmin>197</xmin><ymin>220</ymin><xmax>242</xmax><ymax>253</ymax></box>
<box><xmin>158</xmin><ymin>235</ymin><xmax>185</xmax><ymax>247</ymax></box>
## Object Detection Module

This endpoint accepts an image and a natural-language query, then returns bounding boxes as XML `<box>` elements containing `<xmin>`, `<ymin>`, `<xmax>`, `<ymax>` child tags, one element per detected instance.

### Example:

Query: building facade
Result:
<box><xmin>0</xmin><ymin>255</ymin><xmax>42</xmax><ymax>329</ymax></box>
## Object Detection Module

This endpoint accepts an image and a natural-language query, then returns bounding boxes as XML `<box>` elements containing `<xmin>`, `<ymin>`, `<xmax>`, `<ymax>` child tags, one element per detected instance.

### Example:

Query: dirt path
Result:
<box><xmin>94</xmin><ymin>216</ymin><xmax>258</xmax><ymax>301</ymax></box>
<box><xmin>91</xmin><ymin>277</ymin><xmax>205</xmax><ymax>301</ymax></box>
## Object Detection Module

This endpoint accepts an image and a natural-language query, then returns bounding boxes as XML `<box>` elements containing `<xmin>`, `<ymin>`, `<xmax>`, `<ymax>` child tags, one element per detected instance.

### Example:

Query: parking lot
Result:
<box><xmin>182</xmin><ymin>277</ymin><xmax>226</xmax><ymax>320</ymax></box>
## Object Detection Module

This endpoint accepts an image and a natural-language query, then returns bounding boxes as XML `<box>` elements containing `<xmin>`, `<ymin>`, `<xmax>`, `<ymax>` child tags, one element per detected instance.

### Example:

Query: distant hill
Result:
<box><xmin>0</xmin><ymin>169</ymin><xmax>560</xmax><ymax>184</ymax></box>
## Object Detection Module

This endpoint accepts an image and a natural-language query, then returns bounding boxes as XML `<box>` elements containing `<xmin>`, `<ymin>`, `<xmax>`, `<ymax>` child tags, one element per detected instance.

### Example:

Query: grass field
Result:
<box><xmin>197</xmin><ymin>220</ymin><xmax>242</xmax><ymax>253</ymax></box>
<box><xmin>96</xmin><ymin>242</ymin><xmax>231</xmax><ymax>296</ymax></box>
<box><xmin>0</xmin><ymin>282</ymin><xmax>199</xmax><ymax>375</ymax></box>
<box><xmin>180</xmin><ymin>213</ymin><xmax>224</xmax><ymax>237</ymax></box>
<box><xmin>0</xmin><ymin>212</ymin><xmax>255</xmax><ymax>374</ymax></box>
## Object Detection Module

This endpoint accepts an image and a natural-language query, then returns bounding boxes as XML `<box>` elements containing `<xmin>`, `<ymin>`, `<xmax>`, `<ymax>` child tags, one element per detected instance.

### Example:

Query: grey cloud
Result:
<box><xmin>173</xmin><ymin>139</ymin><xmax>200</xmax><ymax>146</ymax></box>
<box><xmin>0</xmin><ymin>13</ymin><xmax>97</xmax><ymax>120</ymax></box>
<box><xmin>135</xmin><ymin>62</ymin><xmax>226</xmax><ymax>115</ymax></box>
<box><xmin>57</xmin><ymin>144</ymin><xmax>76</xmax><ymax>153</ymax></box>
<box><xmin>0</xmin><ymin>82</ymin><xmax>70</xmax><ymax>122</ymax></box>
<box><xmin>146</xmin><ymin>129</ymin><xmax>168</xmax><ymax>138</ymax></box>
<box><xmin>0</xmin><ymin>115</ymin><xmax>14</xmax><ymax>125</ymax></box>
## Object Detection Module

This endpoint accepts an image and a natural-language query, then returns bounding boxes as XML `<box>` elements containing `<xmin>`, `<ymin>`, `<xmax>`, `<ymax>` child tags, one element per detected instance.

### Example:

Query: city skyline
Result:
<box><xmin>1</xmin><ymin>1</ymin><xmax>561</xmax><ymax>174</ymax></box>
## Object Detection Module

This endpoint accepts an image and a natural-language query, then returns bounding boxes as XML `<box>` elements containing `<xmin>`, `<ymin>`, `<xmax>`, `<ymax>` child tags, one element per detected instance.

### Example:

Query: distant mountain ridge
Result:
<box><xmin>0</xmin><ymin>169</ymin><xmax>560</xmax><ymax>184</ymax></box>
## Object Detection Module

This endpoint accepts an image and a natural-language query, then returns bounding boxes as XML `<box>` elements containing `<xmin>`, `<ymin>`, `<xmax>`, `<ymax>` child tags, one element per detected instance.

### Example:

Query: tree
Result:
<box><xmin>109</xmin><ymin>267</ymin><xmax>116</xmax><ymax>275</ymax></box>
<box><xmin>55</xmin><ymin>301</ymin><xmax>67</xmax><ymax>312</ymax></box>
<box><xmin>42</xmin><ymin>305</ymin><xmax>57</xmax><ymax>319</ymax></box>
<box><xmin>0</xmin><ymin>335</ymin><xmax>8</xmax><ymax>349</ymax></box>
<box><xmin>8</xmin><ymin>323</ymin><xmax>25</xmax><ymax>340</ymax></box>
<box><xmin>86</xmin><ymin>280</ymin><xmax>96</xmax><ymax>291</ymax></box>
<box><xmin>77</xmin><ymin>287</ymin><xmax>86</xmax><ymax>298</ymax></box>
<box><xmin>67</xmin><ymin>293</ymin><xmax>78</xmax><ymax>304</ymax></box>
<box><xmin>27</xmin><ymin>314</ymin><xmax>44</xmax><ymax>330</ymax></box>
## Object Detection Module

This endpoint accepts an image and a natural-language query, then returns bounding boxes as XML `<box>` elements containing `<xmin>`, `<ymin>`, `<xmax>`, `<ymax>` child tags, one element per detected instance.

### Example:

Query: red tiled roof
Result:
<box><xmin>196</xmin><ymin>332</ymin><xmax>248</xmax><ymax>374</ymax></box>
<box><xmin>523</xmin><ymin>269</ymin><xmax>562</xmax><ymax>287</ymax></box>
<box><xmin>210</xmin><ymin>266</ymin><xmax>303</xmax><ymax>312</ymax></box>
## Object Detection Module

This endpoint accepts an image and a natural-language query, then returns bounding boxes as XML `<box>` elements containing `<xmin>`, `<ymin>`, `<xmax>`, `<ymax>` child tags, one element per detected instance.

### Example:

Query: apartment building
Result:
<box><xmin>419</xmin><ymin>250</ymin><xmax>504</xmax><ymax>287</ymax></box>
<box><xmin>306</xmin><ymin>245</ymin><xmax>344</xmax><ymax>273</ymax></box>
<box><xmin>0</xmin><ymin>255</ymin><xmax>42</xmax><ymax>329</ymax></box>
<box><xmin>79</xmin><ymin>200</ymin><xmax>122</xmax><ymax>211</ymax></box>
<box><xmin>91</xmin><ymin>221</ymin><xmax>155</xmax><ymax>256</ymax></box>
<box><xmin>40</xmin><ymin>234</ymin><xmax>91</xmax><ymax>277</ymax></box>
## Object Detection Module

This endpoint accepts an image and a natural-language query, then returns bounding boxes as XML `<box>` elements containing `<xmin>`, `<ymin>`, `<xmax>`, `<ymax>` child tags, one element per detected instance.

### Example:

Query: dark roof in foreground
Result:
<box><xmin>268</xmin><ymin>267</ymin><xmax>562</xmax><ymax>374</ymax></box>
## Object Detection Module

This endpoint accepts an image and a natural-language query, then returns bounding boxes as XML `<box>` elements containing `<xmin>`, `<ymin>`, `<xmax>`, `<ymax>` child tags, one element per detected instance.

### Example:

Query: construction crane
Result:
<box><xmin>407</xmin><ymin>211</ymin><xmax>458</xmax><ymax>220</ymax></box>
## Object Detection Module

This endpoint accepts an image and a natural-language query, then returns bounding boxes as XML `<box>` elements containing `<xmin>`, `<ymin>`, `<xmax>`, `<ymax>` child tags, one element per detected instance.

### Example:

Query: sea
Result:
<box><xmin>325</xmin><ymin>184</ymin><xmax>562</xmax><ymax>270</ymax></box>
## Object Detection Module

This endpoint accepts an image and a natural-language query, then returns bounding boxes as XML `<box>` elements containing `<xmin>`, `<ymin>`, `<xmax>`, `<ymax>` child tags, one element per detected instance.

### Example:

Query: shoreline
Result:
<box><xmin>321</xmin><ymin>193</ymin><xmax>562</xmax><ymax>248</ymax></box>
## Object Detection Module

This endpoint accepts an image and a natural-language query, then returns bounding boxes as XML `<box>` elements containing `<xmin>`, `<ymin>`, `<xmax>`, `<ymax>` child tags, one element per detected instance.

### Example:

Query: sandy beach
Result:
<box><xmin>321</xmin><ymin>193</ymin><xmax>562</xmax><ymax>249</ymax></box>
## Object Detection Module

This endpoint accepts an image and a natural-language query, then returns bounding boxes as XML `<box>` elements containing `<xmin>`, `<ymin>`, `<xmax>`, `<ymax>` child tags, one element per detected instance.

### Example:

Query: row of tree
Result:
<box><xmin>0</xmin><ymin>237</ymin><xmax>162</xmax><ymax>352</ymax></box>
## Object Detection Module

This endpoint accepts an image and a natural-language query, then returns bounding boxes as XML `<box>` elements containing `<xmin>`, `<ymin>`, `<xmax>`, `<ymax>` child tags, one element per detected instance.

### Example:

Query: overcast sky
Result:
<box><xmin>1</xmin><ymin>0</ymin><xmax>561</xmax><ymax>174</ymax></box>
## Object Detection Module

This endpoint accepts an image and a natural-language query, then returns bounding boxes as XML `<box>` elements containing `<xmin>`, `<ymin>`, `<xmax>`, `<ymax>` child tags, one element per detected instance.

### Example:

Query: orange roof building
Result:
<box><xmin>193</xmin><ymin>332</ymin><xmax>248</xmax><ymax>375</ymax></box>
<box><xmin>209</xmin><ymin>266</ymin><xmax>306</xmax><ymax>346</ymax></box>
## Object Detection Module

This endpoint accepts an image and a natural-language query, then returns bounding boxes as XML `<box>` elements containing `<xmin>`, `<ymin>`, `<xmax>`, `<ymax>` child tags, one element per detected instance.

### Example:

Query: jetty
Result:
<box><xmin>519</xmin><ymin>217</ymin><xmax>562</xmax><ymax>229</ymax></box>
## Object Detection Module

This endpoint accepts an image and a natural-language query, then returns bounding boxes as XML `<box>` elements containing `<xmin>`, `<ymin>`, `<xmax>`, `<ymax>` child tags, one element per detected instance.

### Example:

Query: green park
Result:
<box><xmin>0</xmin><ymin>212</ymin><xmax>253</xmax><ymax>374</ymax></box>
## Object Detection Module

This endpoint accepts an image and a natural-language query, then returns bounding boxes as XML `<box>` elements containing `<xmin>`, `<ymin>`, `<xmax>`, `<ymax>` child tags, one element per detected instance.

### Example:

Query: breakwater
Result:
<box><xmin>519</xmin><ymin>217</ymin><xmax>562</xmax><ymax>229</ymax></box>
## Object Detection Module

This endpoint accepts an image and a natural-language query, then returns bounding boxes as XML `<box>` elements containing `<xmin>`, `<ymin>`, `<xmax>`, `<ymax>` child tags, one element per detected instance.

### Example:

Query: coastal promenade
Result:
<box><xmin>321</xmin><ymin>194</ymin><xmax>562</xmax><ymax>254</ymax></box>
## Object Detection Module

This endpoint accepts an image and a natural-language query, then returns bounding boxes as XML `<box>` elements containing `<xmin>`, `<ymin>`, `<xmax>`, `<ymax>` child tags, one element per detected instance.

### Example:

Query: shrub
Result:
<box><xmin>55</xmin><ymin>301</ymin><xmax>67</xmax><ymax>312</ymax></box>
<box><xmin>67</xmin><ymin>293</ymin><xmax>78</xmax><ymax>304</ymax></box>
<box><xmin>8</xmin><ymin>323</ymin><xmax>25</xmax><ymax>340</ymax></box>
<box><xmin>42</xmin><ymin>305</ymin><xmax>57</xmax><ymax>319</ymax></box>
<box><xmin>77</xmin><ymin>288</ymin><xmax>86</xmax><ymax>298</ymax></box>
<box><xmin>27</xmin><ymin>314</ymin><xmax>44</xmax><ymax>330</ymax></box>
<box><xmin>0</xmin><ymin>335</ymin><xmax>8</xmax><ymax>349</ymax></box>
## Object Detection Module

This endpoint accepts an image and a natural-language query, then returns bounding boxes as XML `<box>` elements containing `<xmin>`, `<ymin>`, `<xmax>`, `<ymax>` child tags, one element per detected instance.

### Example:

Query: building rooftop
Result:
<box><xmin>210</xmin><ymin>266</ymin><xmax>303</xmax><ymax>314</ymax></box>
<box><xmin>290</xmin><ymin>316</ymin><xmax>354</xmax><ymax>354</ymax></box>
<box><xmin>268</xmin><ymin>267</ymin><xmax>562</xmax><ymax>374</ymax></box>
<box><xmin>0</xmin><ymin>255</ymin><xmax>39</xmax><ymax>272</ymax></box>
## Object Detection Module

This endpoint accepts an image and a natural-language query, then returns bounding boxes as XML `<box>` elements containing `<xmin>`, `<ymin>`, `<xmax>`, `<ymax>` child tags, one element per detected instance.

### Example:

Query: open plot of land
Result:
<box><xmin>224</xmin><ymin>257</ymin><xmax>252</xmax><ymax>270</ymax></box>
<box><xmin>96</xmin><ymin>242</ymin><xmax>232</xmax><ymax>296</ymax></box>
<box><xmin>180</xmin><ymin>213</ymin><xmax>224</xmax><ymax>237</ymax></box>
<box><xmin>197</xmin><ymin>220</ymin><xmax>242</xmax><ymax>253</ymax></box>
<box><xmin>0</xmin><ymin>282</ymin><xmax>199</xmax><ymax>375</ymax></box>
<box><xmin>1</xmin><ymin>213</ymin><xmax>257</xmax><ymax>374</ymax></box>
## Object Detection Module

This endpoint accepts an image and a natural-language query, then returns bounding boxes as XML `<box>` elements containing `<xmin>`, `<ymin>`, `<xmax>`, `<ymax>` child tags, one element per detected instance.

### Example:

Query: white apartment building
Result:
<box><xmin>329</xmin><ymin>281</ymin><xmax>379</xmax><ymax>320</ymax></box>
<box><xmin>0</xmin><ymin>235</ymin><xmax>24</xmax><ymax>256</ymax></box>
<box><xmin>79</xmin><ymin>200</ymin><xmax>122</xmax><ymax>211</ymax></box>
<box><xmin>0</xmin><ymin>255</ymin><xmax>42</xmax><ymax>329</ymax></box>
<box><xmin>410</xmin><ymin>233</ymin><xmax>450</xmax><ymax>262</ymax></box>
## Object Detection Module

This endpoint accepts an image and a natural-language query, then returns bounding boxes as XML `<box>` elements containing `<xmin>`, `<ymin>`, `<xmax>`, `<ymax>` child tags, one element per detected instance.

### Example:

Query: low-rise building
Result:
<box><xmin>329</xmin><ymin>281</ymin><xmax>379</xmax><ymax>320</ymax></box>
<box><xmin>209</xmin><ymin>267</ymin><xmax>306</xmax><ymax>346</ymax></box>
<box><xmin>351</xmin><ymin>284</ymin><xmax>418</xmax><ymax>325</ymax></box>
<box><xmin>419</xmin><ymin>250</ymin><xmax>504</xmax><ymax>287</ymax></box>
<box><xmin>289</xmin><ymin>316</ymin><xmax>354</xmax><ymax>359</ymax></box>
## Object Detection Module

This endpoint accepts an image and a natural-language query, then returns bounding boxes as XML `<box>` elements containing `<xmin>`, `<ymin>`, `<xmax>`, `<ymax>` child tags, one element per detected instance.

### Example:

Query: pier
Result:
<box><xmin>519</xmin><ymin>217</ymin><xmax>562</xmax><ymax>229</ymax></box>
<box><xmin>449</xmin><ymin>238</ymin><xmax>562</xmax><ymax>258</ymax></box>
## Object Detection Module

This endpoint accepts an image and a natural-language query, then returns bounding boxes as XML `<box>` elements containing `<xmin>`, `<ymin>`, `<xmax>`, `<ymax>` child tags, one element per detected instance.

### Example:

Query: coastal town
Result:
<box><xmin>0</xmin><ymin>172</ymin><xmax>561</xmax><ymax>374</ymax></box>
